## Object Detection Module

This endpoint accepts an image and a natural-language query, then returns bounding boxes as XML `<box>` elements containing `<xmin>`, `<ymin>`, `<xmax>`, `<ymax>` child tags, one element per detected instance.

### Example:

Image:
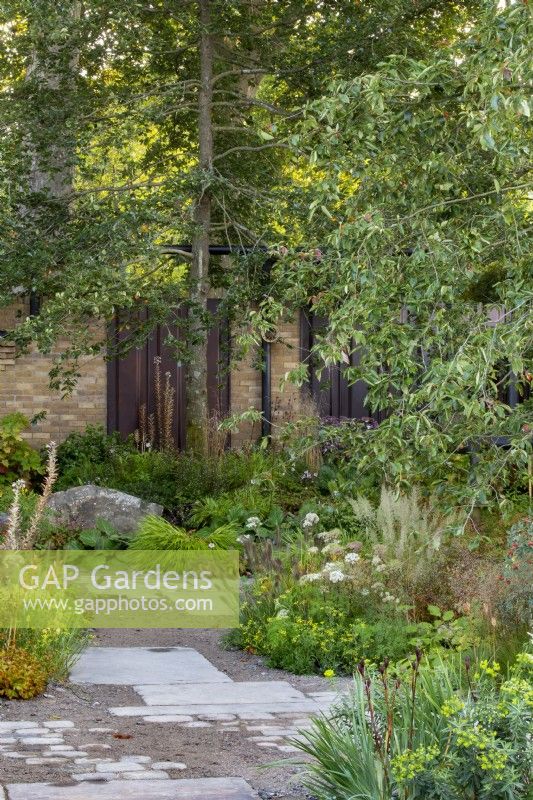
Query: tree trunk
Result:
<box><xmin>23</xmin><ymin>2</ymin><xmax>81</xmax><ymax>298</ymax></box>
<box><xmin>186</xmin><ymin>0</ymin><xmax>214</xmax><ymax>454</ymax></box>
<box><xmin>27</xmin><ymin>3</ymin><xmax>80</xmax><ymax>196</ymax></box>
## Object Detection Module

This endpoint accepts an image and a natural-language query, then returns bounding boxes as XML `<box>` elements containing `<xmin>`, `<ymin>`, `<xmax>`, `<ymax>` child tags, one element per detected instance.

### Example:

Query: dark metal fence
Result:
<box><xmin>300</xmin><ymin>310</ymin><xmax>526</xmax><ymax>422</ymax></box>
<box><xmin>300</xmin><ymin>311</ymin><xmax>376</xmax><ymax>421</ymax></box>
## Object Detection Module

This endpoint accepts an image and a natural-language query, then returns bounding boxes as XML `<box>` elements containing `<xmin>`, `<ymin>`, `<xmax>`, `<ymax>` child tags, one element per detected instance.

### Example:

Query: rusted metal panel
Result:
<box><xmin>107</xmin><ymin>302</ymin><xmax>229</xmax><ymax>448</ymax></box>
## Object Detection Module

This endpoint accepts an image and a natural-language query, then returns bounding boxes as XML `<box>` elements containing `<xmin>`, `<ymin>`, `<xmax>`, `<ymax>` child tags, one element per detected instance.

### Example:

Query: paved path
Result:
<box><xmin>1</xmin><ymin>645</ymin><xmax>337</xmax><ymax>799</ymax></box>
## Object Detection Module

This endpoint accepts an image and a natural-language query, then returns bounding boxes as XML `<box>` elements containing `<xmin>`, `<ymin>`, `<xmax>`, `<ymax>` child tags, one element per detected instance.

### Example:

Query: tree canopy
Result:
<box><xmin>0</xmin><ymin>0</ymin><xmax>530</xmax><ymax>492</ymax></box>
<box><xmin>0</xmin><ymin>1</ymin><xmax>476</xmax><ymax>366</ymax></box>
<box><xmin>251</xmin><ymin>0</ymin><xmax>532</xmax><ymax>506</ymax></box>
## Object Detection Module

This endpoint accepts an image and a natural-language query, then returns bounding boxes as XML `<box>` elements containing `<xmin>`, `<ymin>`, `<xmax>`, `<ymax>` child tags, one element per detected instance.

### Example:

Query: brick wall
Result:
<box><xmin>0</xmin><ymin>301</ymin><xmax>107</xmax><ymax>445</ymax></box>
<box><xmin>1</xmin><ymin>299</ymin><xmax>303</xmax><ymax>449</ymax></box>
<box><xmin>270</xmin><ymin>315</ymin><xmax>302</xmax><ymax>430</ymax></box>
<box><xmin>229</xmin><ymin>340</ymin><xmax>263</xmax><ymax>449</ymax></box>
<box><xmin>229</xmin><ymin>313</ymin><xmax>303</xmax><ymax>448</ymax></box>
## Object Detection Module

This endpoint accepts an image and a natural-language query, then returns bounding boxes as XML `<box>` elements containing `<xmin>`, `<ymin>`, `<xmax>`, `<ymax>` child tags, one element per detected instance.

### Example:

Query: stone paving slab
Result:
<box><xmin>6</xmin><ymin>777</ymin><xmax>258</xmax><ymax>799</ymax></box>
<box><xmin>133</xmin><ymin>680</ymin><xmax>306</xmax><ymax>706</ymax></box>
<box><xmin>70</xmin><ymin>647</ymin><xmax>231</xmax><ymax>685</ymax></box>
<box><xmin>110</xmin><ymin>700</ymin><xmax>321</xmax><ymax>717</ymax></box>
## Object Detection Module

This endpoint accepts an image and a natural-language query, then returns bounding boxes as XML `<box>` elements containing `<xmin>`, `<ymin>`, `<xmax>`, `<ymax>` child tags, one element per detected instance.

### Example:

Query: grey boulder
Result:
<box><xmin>47</xmin><ymin>485</ymin><xmax>163</xmax><ymax>535</ymax></box>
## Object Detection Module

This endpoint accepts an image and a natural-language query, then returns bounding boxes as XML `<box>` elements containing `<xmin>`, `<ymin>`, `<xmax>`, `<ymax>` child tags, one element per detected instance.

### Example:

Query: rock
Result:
<box><xmin>47</xmin><ymin>485</ymin><xmax>163</xmax><ymax>535</ymax></box>
<box><xmin>43</xmin><ymin>721</ymin><xmax>75</xmax><ymax>729</ymax></box>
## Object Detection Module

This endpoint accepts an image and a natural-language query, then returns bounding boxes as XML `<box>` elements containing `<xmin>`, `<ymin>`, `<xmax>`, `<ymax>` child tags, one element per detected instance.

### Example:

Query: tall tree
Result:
<box><xmin>254</xmin><ymin>0</ymin><xmax>532</xmax><ymax>507</ymax></box>
<box><xmin>0</xmin><ymin>0</ymin><xmax>479</xmax><ymax>436</ymax></box>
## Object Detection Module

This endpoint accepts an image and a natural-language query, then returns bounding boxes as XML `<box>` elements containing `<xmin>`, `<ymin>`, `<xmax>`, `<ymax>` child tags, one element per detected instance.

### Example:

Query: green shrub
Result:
<box><xmin>0</xmin><ymin>646</ymin><xmax>48</xmax><ymax>699</ymax></box>
<box><xmin>55</xmin><ymin>424</ymin><xmax>130</xmax><ymax>487</ymax></box>
<box><xmin>262</xmin><ymin>613</ymin><xmax>417</xmax><ymax>674</ymax></box>
<box><xmin>296</xmin><ymin>649</ymin><xmax>533</xmax><ymax>800</ymax></box>
<box><xmin>173</xmin><ymin>451</ymin><xmax>259</xmax><ymax>511</ymax></box>
<box><xmin>235</xmin><ymin>580</ymin><xmax>433</xmax><ymax>674</ymax></box>
<box><xmin>0</xmin><ymin>413</ymin><xmax>42</xmax><ymax>486</ymax></box>
<box><xmin>231</xmin><ymin>504</ymin><xmax>485</xmax><ymax>674</ymax></box>
<box><xmin>189</xmin><ymin>490</ymin><xmax>286</xmax><ymax>539</ymax></box>
<box><xmin>54</xmin><ymin>426</ymin><xmax>286</xmax><ymax>516</ymax></box>
<box><xmin>129</xmin><ymin>515</ymin><xmax>239</xmax><ymax>551</ymax></box>
<box><xmin>5</xmin><ymin>627</ymin><xmax>90</xmax><ymax>682</ymax></box>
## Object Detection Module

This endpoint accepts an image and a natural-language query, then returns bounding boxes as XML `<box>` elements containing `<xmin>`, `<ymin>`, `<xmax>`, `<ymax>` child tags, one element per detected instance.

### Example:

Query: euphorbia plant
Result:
<box><xmin>296</xmin><ymin>649</ymin><xmax>533</xmax><ymax>800</ymax></box>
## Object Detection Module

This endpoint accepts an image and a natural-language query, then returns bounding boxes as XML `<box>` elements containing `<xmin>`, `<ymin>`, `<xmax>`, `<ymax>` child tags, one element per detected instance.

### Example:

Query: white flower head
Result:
<box><xmin>317</xmin><ymin>529</ymin><xmax>342</xmax><ymax>543</ymax></box>
<box><xmin>302</xmin><ymin>512</ymin><xmax>319</xmax><ymax>529</ymax></box>
<box><xmin>208</xmin><ymin>542</ymin><xmax>215</xmax><ymax>549</ymax></box>
<box><xmin>276</xmin><ymin>608</ymin><xmax>289</xmax><ymax>618</ymax></box>
<box><xmin>308</xmin><ymin>546</ymin><xmax>319</xmax><ymax>554</ymax></box>
<box><xmin>328</xmin><ymin>570</ymin><xmax>345</xmax><ymax>583</ymax></box>
<box><xmin>322</xmin><ymin>562</ymin><xmax>337</xmax><ymax>572</ymax></box>
<box><xmin>321</xmin><ymin>542</ymin><xmax>341</xmax><ymax>555</ymax></box>
<box><xmin>245</xmin><ymin>516</ymin><xmax>261</xmax><ymax>530</ymax></box>
<box><xmin>371</xmin><ymin>555</ymin><xmax>382</xmax><ymax>566</ymax></box>
<box><xmin>299</xmin><ymin>572</ymin><xmax>322</xmax><ymax>584</ymax></box>
<box><xmin>345</xmin><ymin>553</ymin><xmax>360</xmax><ymax>564</ymax></box>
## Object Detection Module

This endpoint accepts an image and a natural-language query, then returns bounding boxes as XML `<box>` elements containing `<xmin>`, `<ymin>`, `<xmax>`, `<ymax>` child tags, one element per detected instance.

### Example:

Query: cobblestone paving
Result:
<box><xmin>1</xmin><ymin>646</ymin><xmax>339</xmax><ymax>799</ymax></box>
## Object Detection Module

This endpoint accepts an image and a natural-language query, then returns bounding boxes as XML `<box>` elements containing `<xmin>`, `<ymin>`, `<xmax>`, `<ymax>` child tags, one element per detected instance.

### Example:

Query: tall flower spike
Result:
<box><xmin>22</xmin><ymin>441</ymin><xmax>58</xmax><ymax>550</ymax></box>
<box><xmin>2</xmin><ymin>480</ymin><xmax>26</xmax><ymax>550</ymax></box>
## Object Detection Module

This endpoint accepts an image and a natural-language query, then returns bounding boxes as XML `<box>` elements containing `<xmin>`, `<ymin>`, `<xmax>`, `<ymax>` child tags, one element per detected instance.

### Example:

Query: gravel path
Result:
<box><xmin>0</xmin><ymin>629</ymin><xmax>351</xmax><ymax>799</ymax></box>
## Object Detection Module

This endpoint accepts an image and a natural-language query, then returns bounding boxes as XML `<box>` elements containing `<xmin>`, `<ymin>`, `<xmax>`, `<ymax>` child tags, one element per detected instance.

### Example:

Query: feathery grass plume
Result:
<box><xmin>22</xmin><ymin>441</ymin><xmax>58</xmax><ymax>550</ymax></box>
<box><xmin>1</xmin><ymin>442</ymin><xmax>58</xmax><ymax>551</ymax></box>
<box><xmin>154</xmin><ymin>355</ymin><xmax>163</xmax><ymax>449</ymax></box>
<box><xmin>135</xmin><ymin>358</ymin><xmax>176</xmax><ymax>452</ymax></box>
<box><xmin>162</xmin><ymin>371</ymin><xmax>175</xmax><ymax>451</ymax></box>
<box><xmin>349</xmin><ymin>485</ymin><xmax>455</xmax><ymax>563</ymax></box>
<box><xmin>148</xmin><ymin>413</ymin><xmax>156</xmax><ymax>447</ymax></box>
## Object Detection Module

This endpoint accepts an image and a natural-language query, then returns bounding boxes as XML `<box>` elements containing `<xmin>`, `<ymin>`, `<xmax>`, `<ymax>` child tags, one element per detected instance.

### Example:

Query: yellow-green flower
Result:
<box><xmin>441</xmin><ymin>696</ymin><xmax>465</xmax><ymax>718</ymax></box>
<box><xmin>477</xmin><ymin>747</ymin><xmax>508</xmax><ymax>778</ymax></box>
<box><xmin>324</xmin><ymin>669</ymin><xmax>336</xmax><ymax>678</ymax></box>
<box><xmin>479</xmin><ymin>659</ymin><xmax>501</xmax><ymax>679</ymax></box>
<box><xmin>392</xmin><ymin>745</ymin><xmax>439</xmax><ymax>783</ymax></box>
